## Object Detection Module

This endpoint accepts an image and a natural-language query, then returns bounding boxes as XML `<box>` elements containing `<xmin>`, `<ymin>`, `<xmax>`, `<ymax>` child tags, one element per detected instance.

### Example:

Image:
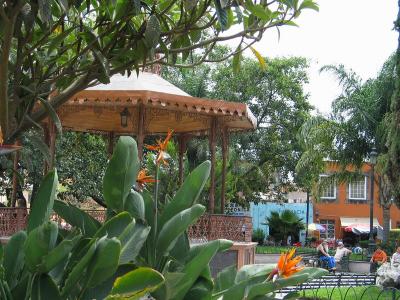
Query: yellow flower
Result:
<box><xmin>136</xmin><ymin>169</ymin><xmax>157</xmax><ymax>189</ymax></box>
<box><xmin>274</xmin><ymin>248</ymin><xmax>304</xmax><ymax>278</ymax></box>
<box><xmin>145</xmin><ymin>129</ymin><xmax>174</xmax><ymax>165</ymax></box>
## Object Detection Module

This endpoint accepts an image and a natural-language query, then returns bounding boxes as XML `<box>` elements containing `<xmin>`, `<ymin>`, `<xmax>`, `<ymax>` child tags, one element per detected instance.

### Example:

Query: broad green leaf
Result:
<box><xmin>159</xmin><ymin>161</ymin><xmax>210</xmax><ymax>228</ymax></box>
<box><xmin>186</xmin><ymin>239</ymin><xmax>233</xmax><ymax>263</ymax></box>
<box><xmin>86</xmin><ymin>237</ymin><xmax>121</xmax><ymax>287</ymax></box>
<box><xmin>145</xmin><ymin>15</ymin><xmax>161</xmax><ymax>48</ymax></box>
<box><xmin>250</xmin><ymin>46</ymin><xmax>266</xmax><ymax>70</ymax></box>
<box><xmin>28</xmin><ymin>170</ymin><xmax>58</xmax><ymax>233</ymax></box>
<box><xmin>24</xmin><ymin>222</ymin><xmax>58</xmax><ymax>272</ymax></box>
<box><xmin>214</xmin><ymin>265</ymin><xmax>236</xmax><ymax>293</ymax></box>
<box><xmin>168</xmin><ymin>239</ymin><xmax>221</xmax><ymax>300</ymax></box>
<box><xmin>53</xmin><ymin>200</ymin><xmax>101</xmax><ymax>236</ymax></box>
<box><xmin>113</xmin><ymin>0</ymin><xmax>129</xmax><ymax>21</ymax></box>
<box><xmin>36</xmin><ymin>97</ymin><xmax>62</xmax><ymax>134</ymax></box>
<box><xmin>58</xmin><ymin>0</ymin><xmax>69</xmax><ymax>12</ymax></box>
<box><xmin>39</xmin><ymin>234</ymin><xmax>81</xmax><ymax>273</ymax></box>
<box><xmin>157</xmin><ymin>204</ymin><xmax>206</xmax><ymax>256</ymax></box>
<box><xmin>61</xmin><ymin>239</ymin><xmax>97</xmax><ymax>297</ymax></box>
<box><xmin>246</xmin><ymin>3</ymin><xmax>271</xmax><ymax>21</ymax></box>
<box><xmin>119</xmin><ymin>223</ymin><xmax>150</xmax><ymax>264</ymax></box>
<box><xmin>232</xmin><ymin>46</ymin><xmax>242</xmax><ymax>74</ymax></box>
<box><xmin>4</xmin><ymin>231</ymin><xmax>27</xmax><ymax>289</ymax></box>
<box><xmin>103</xmin><ymin>137</ymin><xmax>140</xmax><ymax>213</ymax></box>
<box><xmin>81</xmin><ymin>265</ymin><xmax>135</xmax><ymax>300</ymax></box>
<box><xmin>235</xmin><ymin>264</ymin><xmax>275</xmax><ymax>283</ymax></box>
<box><xmin>31</xmin><ymin>274</ymin><xmax>61</xmax><ymax>300</ymax></box>
<box><xmin>124</xmin><ymin>191</ymin><xmax>145</xmax><ymax>221</ymax></box>
<box><xmin>48</xmin><ymin>27</ymin><xmax>75</xmax><ymax>53</ymax></box>
<box><xmin>38</xmin><ymin>0</ymin><xmax>51</xmax><ymax>23</ymax></box>
<box><xmin>299</xmin><ymin>0</ymin><xmax>319</xmax><ymax>11</ymax></box>
<box><xmin>93</xmin><ymin>212</ymin><xmax>132</xmax><ymax>239</ymax></box>
<box><xmin>214</xmin><ymin>0</ymin><xmax>228</xmax><ymax>30</ymax></box>
<box><xmin>170</xmin><ymin>233</ymin><xmax>190</xmax><ymax>263</ymax></box>
<box><xmin>93</xmin><ymin>49</ymin><xmax>110</xmax><ymax>84</ymax></box>
<box><xmin>184</xmin><ymin>277</ymin><xmax>213</xmax><ymax>300</ymax></box>
<box><xmin>107</xmin><ymin>267</ymin><xmax>164</xmax><ymax>299</ymax></box>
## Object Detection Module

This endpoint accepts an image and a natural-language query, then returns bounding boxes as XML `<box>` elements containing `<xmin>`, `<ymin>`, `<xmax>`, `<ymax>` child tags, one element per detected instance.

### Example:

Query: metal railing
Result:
<box><xmin>0</xmin><ymin>208</ymin><xmax>252</xmax><ymax>242</ymax></box>
<box><xmin>188</xmin><ymin>214</ymin><xmax>252</xmax><ymax>242</ymax></box>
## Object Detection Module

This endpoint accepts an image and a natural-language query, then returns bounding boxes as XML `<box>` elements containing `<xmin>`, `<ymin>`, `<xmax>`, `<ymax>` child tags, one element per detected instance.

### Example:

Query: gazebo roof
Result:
<box><xmin>57</xmin><ymin>72</ymin><xmax>257</xmax><ymax>135</ymax></box>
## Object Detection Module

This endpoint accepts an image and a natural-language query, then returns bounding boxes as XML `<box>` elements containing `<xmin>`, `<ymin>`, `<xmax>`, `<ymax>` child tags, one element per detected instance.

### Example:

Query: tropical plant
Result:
<box><xmin>0</xmin><ymin>0</ymin><xmax>319</xmax><ymax>144</ymax></box>
<box><xmin>266</xmin><ymin>210</ymin><xmax>305</xmax><ymax>245</ymax></box>
<box><xmin>0</xmin><ymin>135</ymin><xmax>327</xmax><ymax>299</ymax></box>
<box><xmin>296</xmin><ymin>57</ymin><xmax>398</xmax><ymax>242</ymax></box>
<box><xmin>163</xmin><ymin>55</ymin><xmax>313</xmax><ymax>205</ymax></box>
<box><xmin>252</xmin><ymin>228</ymin><xmax>265</xmax><ymax>245</ymax></box>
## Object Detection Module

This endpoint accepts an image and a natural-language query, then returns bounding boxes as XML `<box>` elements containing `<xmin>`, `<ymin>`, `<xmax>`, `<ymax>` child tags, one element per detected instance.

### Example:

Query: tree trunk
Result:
<box><xmin>383</xmin><ymin>204</ymin><xmax>391</xmax><ymax>243</ymax></box>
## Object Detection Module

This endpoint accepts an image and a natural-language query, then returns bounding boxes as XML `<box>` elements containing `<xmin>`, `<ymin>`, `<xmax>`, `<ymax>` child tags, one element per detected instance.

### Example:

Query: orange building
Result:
<box><xmin>313</xmin><ymin>162</ymin><xmax>400</xmax><ymax>240</ymax></box>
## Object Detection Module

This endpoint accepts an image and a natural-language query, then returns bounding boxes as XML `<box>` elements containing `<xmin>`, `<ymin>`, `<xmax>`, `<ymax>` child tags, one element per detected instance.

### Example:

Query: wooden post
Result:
<box><xmin>209</xmin><ymin>118</ymin><xmax>217</xmax><ymax>213</ymax></box>
<box><xmin>11</xmin><ymin>140</ymin><xmax>20</xmax><ymax>207</ymax></box>
<box><xmin>108</xmin><ymin>132</ymin><xmax>114</xmax><ymax>157</ymax></box>
<box><xmin>137</xmin><ymin>105</ymin><xmax>145</xmax><ymax>160</ymax></box>
<box><xmin>220</xmin><ymin>127</ymin><xmax>229</xmax><ymax>214</ymax></box>
<box><xmin>178</xmin><ymin>134</ymin><xmax>187</xmax><ymax>186</ymax></box>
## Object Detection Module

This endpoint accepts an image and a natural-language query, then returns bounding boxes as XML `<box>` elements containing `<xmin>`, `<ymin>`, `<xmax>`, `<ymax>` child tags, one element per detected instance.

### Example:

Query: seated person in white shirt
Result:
<box><xmin>392</xmin><ymin>247</ymin><xmax>400</xmax><ymax>267</ymax></box>
<box><xmin>334</xmin><ymin>241</ymin><xmax>352</xmax><ymax>262</ymax></box>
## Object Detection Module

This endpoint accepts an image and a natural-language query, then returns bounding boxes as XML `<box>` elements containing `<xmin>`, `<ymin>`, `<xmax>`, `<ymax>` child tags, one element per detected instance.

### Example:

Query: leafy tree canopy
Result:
<box><xmin>163</xmin><ymin>53</ymin><xmax>312</xmax><ymax>205</ymax></box>
<box><xmin>0</xmin><ymin>0</ymin><xmax>318</xmax><ymax>143</ymax></box>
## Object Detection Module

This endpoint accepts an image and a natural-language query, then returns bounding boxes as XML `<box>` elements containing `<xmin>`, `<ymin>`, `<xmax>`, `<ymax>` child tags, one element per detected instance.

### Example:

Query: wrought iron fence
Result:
<box><xmin>0</xmin><ymin>208</ymin><xmax>27</xmax><ymax>236</ymax></box>
<box><xmin>188</xmin><ymin>214</ymin><xmax>252</xmax><ymax>242</ymax></box>
<box><xmin>294</xmin><ymin>285</ymin><xmax>400</xmax><ymax>300</ymax></box>
<box><xmin>0</xmin><ymin>208</ymin><xmax>252</xmax><ymax>242</ymax></box>
<box><xmin>279</xmin><ymin>273</ymin><xmax>400</xmax><ymax>300</ymax></box>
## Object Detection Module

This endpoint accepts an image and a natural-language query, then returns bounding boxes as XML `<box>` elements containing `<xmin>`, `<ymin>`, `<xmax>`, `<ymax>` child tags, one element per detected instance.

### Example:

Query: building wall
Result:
<box><xmin>314</xmin><ymin>162</ymin><xmax>400</xmax><ymax>239</ymax></box>
<box><xmin>250</xmin><ymin>202</ymin><xmax>313</xmax><ymax>244</ymax></box>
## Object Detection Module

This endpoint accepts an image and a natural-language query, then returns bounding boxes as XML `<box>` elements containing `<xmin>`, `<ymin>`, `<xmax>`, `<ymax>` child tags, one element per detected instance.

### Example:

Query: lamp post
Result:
<box><xmin>369</xmin><ymin>147</ymin><xmax>378</xmax><ymax>256</ymax></box>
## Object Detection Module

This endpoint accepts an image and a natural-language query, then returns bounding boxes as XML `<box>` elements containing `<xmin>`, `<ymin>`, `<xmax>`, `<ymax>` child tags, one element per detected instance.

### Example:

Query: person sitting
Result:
<box><xmin>317</xmin><ymin>240</ymin><xmax>336</xmax><ymax>271</ymax></box>
<box><xmin>392</xmin><ymin>247</ymin><xmax>400</xmax><ymax>268</ymax></box>
<box><xmin>334</xmin><ymin>241</ymin><xmax>352</xmax><ymax>263</ymax></box>
<box><xmin>370</xmin><ymin>245</ymin><xmax>387</xmax><ymax>273</ymax></box>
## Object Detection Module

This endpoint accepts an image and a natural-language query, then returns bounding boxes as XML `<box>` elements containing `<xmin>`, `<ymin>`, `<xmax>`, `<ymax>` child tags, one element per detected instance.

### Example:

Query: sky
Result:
<box><xmin>242</xmin><ymin>0</ymin><xmax>398</xmax><ymax>114</ymax></box>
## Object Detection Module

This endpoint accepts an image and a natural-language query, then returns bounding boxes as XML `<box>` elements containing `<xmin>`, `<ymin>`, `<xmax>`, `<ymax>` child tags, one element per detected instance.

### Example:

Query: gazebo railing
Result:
<box><xmin>0</xmin><ymin>208</ymin><xmax>28</xmax><ymax>237</ymax></box>
<box><xmin>188</xmin><ymin>214</ymin><xmax>253</xmax><ymax>243</ymax></box>
<box><xmin>0</xmin><ymin>208</ymin><xmax>252</xmax><ymax>242</ymax></box>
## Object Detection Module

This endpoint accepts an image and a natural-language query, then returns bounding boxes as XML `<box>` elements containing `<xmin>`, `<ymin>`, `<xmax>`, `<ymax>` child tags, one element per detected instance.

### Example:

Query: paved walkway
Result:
<box><xmin>255</xmin><ymin>254</ymin><xmax>280</xmax><ymax>264</ymax></box>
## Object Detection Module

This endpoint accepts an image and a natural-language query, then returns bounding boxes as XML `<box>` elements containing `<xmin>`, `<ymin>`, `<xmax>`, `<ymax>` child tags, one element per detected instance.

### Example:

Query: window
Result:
<box><xmin>319</xmin><ymin>219</ymin><xmax>335</xmax><ymax>239</ymax></box>
<box><xmin>348</xmin><ymin>176</ymin><xmax>367</xmax><ymax>200</ymax></box>
<box><xmin>320</xmin><ymin>175</ymin><xmax>336</xmax><ymax>199</ymax></box>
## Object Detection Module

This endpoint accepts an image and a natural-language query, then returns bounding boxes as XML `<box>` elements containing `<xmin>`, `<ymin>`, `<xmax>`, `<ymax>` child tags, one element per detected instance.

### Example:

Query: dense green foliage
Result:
<box><xmin>0</xmin><ymin>136</ymin><xmax>327</xmax><ymax>299</ymax></box>
<box><xmin>265</xmin><ymin>209</ymin><xmax>305</xmax><ymax>244</ymax></box>
<box><xmin>252</xmin><ymin>228</ymin><xmax>266</xmax><ymax>245</ymax></box>
<box><xmin>296</xmin><ymin>56</ymin><xmax>397</xmax><ymax>241</ymax></box>
<box><xmin>163</xmin><ymin>55</ymin><xmax>312</xmax><ymax>205</ymax></box>
<box><xmin>0</xmin><ymin>0</ymin><xmax>318</xmax><ymax>143</ymax></box>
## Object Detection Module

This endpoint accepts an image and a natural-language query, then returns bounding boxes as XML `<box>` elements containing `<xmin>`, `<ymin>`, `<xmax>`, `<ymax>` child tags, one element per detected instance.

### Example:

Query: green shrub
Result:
<box><xmin>0</xmin><ymin>136</ymin><xmax>327</xmax><ymax>299</ymax></box>
<box><xmin>252</xmin><ymin>228</ymin><xmax>265</xmax><ymax>245</ymax></box>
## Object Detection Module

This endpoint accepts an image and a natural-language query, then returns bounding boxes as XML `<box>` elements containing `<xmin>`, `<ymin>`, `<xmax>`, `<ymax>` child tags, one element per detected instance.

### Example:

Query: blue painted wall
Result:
<box><xmin>250</xmin><ymin>202</ymin><xmax>313</xmax><ymax>244</ymax></box>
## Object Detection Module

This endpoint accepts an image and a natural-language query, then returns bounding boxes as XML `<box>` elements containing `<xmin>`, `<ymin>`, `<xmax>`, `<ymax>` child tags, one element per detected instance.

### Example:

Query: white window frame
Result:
<box><xmin>348</xmin><ymin>176</ymin><xmax>367</xmax><ymax>200</ymax></box>
<box><xmin>319</xmin><ymin>174</ymin><xmax>336</xmax><ymax>200</ymax></box>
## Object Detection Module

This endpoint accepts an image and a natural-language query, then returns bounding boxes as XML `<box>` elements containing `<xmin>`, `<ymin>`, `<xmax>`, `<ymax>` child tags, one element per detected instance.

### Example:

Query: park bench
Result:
<box><xmin>279</xmin><ymin>273</ymin><xmax>377</xmax><ymax>293</ymax></box>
